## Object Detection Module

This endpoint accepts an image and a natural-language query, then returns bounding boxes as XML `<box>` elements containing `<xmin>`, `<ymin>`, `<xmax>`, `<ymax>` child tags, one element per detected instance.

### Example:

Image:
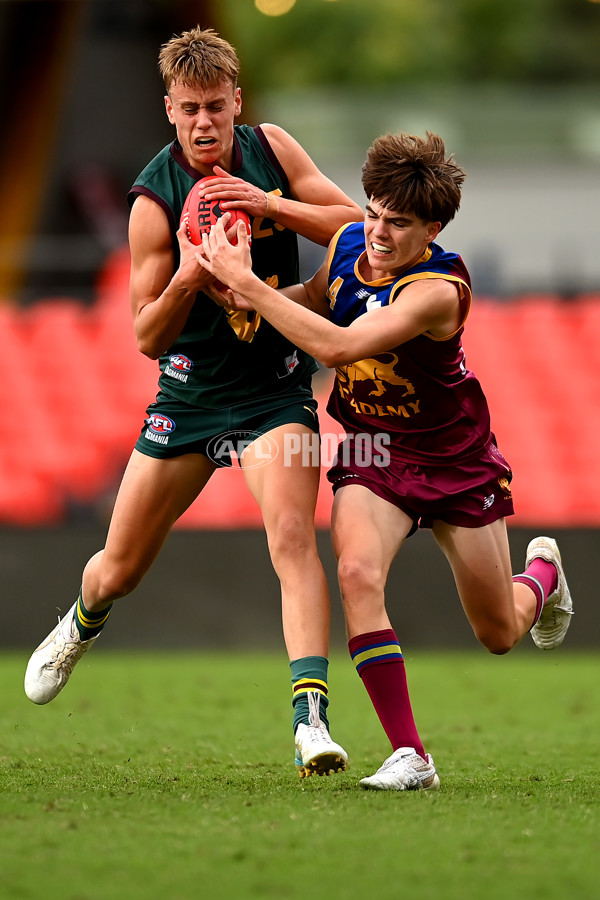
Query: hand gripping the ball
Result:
<box><xmin>181</xmin><ymin>175</ymin><xmax>253</xmax><ymax>247</ymax></box>
<box><xmin>196</xmin><ymin>216</ymin><xmax>253</xmax><ymax>296</ymax></box>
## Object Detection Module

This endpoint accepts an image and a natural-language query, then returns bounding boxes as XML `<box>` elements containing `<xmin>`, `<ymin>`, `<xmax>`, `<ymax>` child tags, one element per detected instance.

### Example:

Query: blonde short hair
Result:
<box><xmin>158</xmin><ymin>26</ymin><xmax>240</xmax><ymax>92</ymax></box>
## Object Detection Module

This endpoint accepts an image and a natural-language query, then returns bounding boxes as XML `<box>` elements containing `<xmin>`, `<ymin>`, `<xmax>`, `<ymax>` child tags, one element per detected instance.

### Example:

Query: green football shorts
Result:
<box><xmin>134</xmin><ymin>384</ymin><xmax>319</xmax><ymax>467</ymax></box>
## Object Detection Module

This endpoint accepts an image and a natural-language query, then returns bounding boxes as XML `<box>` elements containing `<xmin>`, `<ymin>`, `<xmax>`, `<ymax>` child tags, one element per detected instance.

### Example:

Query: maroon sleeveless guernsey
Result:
<box><xmin>326</xmin><ymin>223</ymin><xmax>492</xmax><ymax>466</ymax></box>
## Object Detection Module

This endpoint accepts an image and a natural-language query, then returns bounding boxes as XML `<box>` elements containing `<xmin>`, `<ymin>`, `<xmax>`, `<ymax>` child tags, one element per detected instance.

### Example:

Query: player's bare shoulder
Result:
<box><xmin>259</xmin><ymin>122</ymin><xmax>363</xmax><ymax>220</ymax></box>
<box><xmin>258</xmin><ymin>122</ymin><xmax>317</xmax><ymax>174</ymax></box>
<box><xmin>393</xmin><ymin>276</ymin><xmax>463</xmax><ymax>339</ymax></box>
<box><xmin>259</xmin><ymin>122</ymin><xmax>298</xmax><ymax>151</ymax></box>
<box><xmin>129</xmin><ymin>194</ymin><xmax>173</xmax><ymax>257</ymax></box>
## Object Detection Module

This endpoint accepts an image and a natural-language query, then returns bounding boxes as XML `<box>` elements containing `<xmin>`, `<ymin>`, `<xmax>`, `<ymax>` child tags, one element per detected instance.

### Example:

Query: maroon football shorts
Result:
<box><xmin>327</xmin><ymin>437</ymin><xmax>514</xmax><ymax>534</ymax></box>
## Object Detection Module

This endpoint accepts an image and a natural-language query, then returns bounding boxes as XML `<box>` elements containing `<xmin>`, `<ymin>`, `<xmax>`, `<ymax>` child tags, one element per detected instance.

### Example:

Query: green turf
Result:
<box><xmin>1</xmin><ymin>649</ymin><xmax>599</xmax><ymax>900</ymax></box>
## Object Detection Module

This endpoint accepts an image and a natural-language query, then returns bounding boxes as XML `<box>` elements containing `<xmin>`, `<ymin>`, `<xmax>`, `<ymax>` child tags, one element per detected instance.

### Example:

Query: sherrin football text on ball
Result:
<box><xmin>181</xmin><ymin>175</ymin><xmax>252</xmax><ymax>246</ymax></box>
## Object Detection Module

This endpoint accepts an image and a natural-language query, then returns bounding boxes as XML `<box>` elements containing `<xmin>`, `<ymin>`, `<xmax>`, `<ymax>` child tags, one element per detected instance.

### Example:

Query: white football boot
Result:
<box><xmin>294</xmin><ymin>693</ymin><xmax>348</xmax><ymax>778</ymax></box>
<box><xmin>360</xmin><ymin>747</ymin><xmax>440</xmax><ymax>791</ymax></box>
<box><xmin>526</xmin><ymin>536</ymin><xmax>574</xmax><ymax>650</ymax></box>
<box><xmin>24</xmin><ymin>603</ymin><xmax>98</xmax><ymax>704</ymax></box>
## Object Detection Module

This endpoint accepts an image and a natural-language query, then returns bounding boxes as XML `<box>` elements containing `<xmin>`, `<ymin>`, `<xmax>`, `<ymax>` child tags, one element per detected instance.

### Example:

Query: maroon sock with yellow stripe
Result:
<box><xmin>349</xmin><ymin>629</ymin><xmax>425</xmax><ymax>759</ymax></box>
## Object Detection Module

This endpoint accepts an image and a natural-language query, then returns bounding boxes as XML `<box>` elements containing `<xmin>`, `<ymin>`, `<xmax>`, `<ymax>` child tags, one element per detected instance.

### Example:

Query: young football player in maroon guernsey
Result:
<box><xmin>197</xmin><ymin>131</ymin><xmax>573</xmax><ymax>791</ymax></box>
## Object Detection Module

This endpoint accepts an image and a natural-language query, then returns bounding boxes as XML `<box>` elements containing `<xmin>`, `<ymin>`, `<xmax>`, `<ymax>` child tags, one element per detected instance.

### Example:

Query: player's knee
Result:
<box><xmin>95</xmin><ymin>565</ymin><xmax>142</xmax><ymax>603</ymax></box>
<box><xmin>485</xmin><ymin>641</ymin><xmax>512</xmax><ymax>656</ymax></box>
<box><xmin>338</xmin><ymin>555</ymin><xmax>384</xmax><ymax>603</ymax></box>
<box><xmin>475</xmin><ymin>625</ymin><xmax>518</xmax><ymax>655</ymax></box>
<box><xmin>267</xmin><ymin>513</ymin><xmax>315</xmax><ymax>562</ymax></box>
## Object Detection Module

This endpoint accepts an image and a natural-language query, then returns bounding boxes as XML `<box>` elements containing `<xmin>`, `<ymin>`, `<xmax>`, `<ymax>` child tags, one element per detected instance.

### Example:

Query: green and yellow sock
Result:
<box><xmin>290</xmin><ymin>656</ymin><xmax>329</xmax><ymax>732</ymax></box>
<box><xmin>74</xmin><ymin>592</ymin><xmax>112</xmax><ymax>640</ymax></box>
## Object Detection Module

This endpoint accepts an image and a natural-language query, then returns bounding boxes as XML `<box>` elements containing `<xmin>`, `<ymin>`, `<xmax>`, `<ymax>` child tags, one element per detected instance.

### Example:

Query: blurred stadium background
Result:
<box><xmin>1</xmin><ymin>0</ymin><xmax>599</xmax><ymax>649</ymax></box>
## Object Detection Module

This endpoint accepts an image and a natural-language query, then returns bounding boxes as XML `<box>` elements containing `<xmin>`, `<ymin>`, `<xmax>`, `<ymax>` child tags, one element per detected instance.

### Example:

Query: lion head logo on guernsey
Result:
<box><xmin>337</xmin><ymin>353</ymin><xmax>415</xmax><ymax>398</ymax></box>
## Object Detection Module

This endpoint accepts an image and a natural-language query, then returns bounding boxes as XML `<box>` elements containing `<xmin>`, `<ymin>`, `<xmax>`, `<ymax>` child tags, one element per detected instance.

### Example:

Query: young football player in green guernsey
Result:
<box><xmin>25</xmin><ymin>26</ymin><xmax>363</xmax><ymax>778</ymax></box>
<box><xmin>196</xmin><ymin>131</ymin><xmax>574</xmax><ymax>792</ymax></box>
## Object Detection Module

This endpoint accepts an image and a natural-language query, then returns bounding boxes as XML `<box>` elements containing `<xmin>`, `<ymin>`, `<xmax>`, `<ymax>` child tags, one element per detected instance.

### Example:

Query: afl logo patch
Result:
<box><xmin>169</xmin><ymin>354</ymin><xmax>193</xmax><ymax>373</ymax></box>
<box><xmin>206</xmin><ymin>429</ymin><xmax>279</xmax><ymax>469</ymax></box>
<box><xmin>165</xmin><ymin>354</ymin><xmax>193</xmax><ymax>383</ymax></box>
<box><xmin>145</xmin><ymin>414</ymin><xmax>176</xmax><ymax>435</ymax></box>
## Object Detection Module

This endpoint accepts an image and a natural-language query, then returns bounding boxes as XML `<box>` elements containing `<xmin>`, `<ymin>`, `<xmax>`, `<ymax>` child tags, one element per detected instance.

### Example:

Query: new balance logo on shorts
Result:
<box><xmin>483</xmin><ymin>494</ymin><xmax>495</xmax><ymax>510</ymax></box>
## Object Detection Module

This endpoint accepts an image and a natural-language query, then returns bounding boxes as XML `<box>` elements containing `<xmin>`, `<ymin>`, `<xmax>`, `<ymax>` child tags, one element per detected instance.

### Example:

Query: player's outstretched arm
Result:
<box><xmin>260</xmin><ymin>124</ymin><xmax>363</xmax><ymax>246</ymax></box>
<box><xmin>199</xmin><ymin>125</ymin><xmax>363</xmax><ymax>247</ymax></box>
<box><xmin>199</xmin><ymin>218</ymin><xmax>461</xmax><ymax>367</ymax></box>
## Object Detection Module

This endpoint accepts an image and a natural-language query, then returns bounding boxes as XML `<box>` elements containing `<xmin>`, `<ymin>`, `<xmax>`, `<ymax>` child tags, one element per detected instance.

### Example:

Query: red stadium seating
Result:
<box><xmin>2</xmin><ymin>247</ymin><xmax>600</xmax><ymax>527</ymax></box>
<box><xmin>462</xmin><ymin>296</ymin><xmax>600</xmax><ymax>526</ymax></box>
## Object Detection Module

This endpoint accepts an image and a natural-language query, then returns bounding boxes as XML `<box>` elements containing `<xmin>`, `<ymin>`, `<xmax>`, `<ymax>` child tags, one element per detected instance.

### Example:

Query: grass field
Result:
<box><xmin>1</xmin><ymin>649</ymin><xmax>599</xmax><ymax>900</ymax></box>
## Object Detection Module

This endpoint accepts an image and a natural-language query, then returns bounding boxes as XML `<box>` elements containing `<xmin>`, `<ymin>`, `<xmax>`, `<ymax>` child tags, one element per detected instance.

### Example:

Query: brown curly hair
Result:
<box><xmin>361</xmin><ymin>132</ymin><xmax>466</xmax><ymax>229</ymax></box>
